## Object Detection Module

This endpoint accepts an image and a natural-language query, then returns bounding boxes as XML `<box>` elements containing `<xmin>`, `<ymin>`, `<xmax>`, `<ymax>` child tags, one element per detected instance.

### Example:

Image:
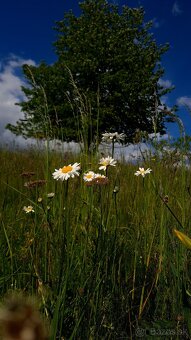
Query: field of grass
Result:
<box><xmin>0</xmin><ymin>144</ymin><xmax>191</xmax><ymax>339</ymax></box>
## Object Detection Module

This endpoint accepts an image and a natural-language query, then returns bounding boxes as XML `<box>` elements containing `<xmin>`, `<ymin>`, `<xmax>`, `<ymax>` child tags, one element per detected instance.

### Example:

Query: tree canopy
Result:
<box><xmin>7</xmin><ymin>0</ymin><xmax>174</xmax><ymax>149</ymax></box>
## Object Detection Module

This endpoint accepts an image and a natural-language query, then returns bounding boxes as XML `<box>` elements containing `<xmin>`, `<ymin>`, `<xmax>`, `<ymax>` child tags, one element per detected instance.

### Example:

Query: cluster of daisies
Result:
<box><xmin>52</xmin><ymin>156</ymin><xmax>117</xmax><ymax>182</ymax></box>
<box><xmin>23</xmin><ymin>155</ymin><xmax>152</xmax><ymax>213</ymax></box>
<box><xmin>52</xmin><ymin>158</ymin><xmax>152</xmax><ymax>182</ymax></box>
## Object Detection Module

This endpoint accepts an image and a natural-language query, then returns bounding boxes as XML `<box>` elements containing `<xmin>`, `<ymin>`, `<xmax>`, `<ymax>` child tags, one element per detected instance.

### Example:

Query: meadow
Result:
<box><xmin>0</xmin><ymin>141</ymin><xmax>191</xmax><ymax>339</ymax></box>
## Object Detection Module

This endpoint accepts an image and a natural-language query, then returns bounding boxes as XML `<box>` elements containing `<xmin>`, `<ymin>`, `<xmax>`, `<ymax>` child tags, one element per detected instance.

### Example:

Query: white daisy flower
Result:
<box><xmin>94</xmin><ymin>173</ymin><xmax>106</xmax><ymax>178</ymax></box>
<box><xmin>83</xmin><ymin>171</ymin><xmax>95</xmax><ymax>182</ymax></box>
<box><xmin>102</xmin><ymin>132</ymin><xmax>126</xmax><ymax>143</ymax></box>
<box><xmin>52</xmin><ymin>163</ymin><xmax>80</xmax><ymax>181</ymax></box>
<box><xmin>85</xmin><ymin>173</ymin><xmax>109</xmax><ymax>186</ymax></box>
<box><xmin>99</xmin><ymin>156</ymin><xmax>117</xmax><ymax>171</ymax></box>
<box><xmin>93</xmin><ymin>174</ymin><xmax>109</xmax><ymax>185</ymax></box>
<box><xmin>134</xmin><ymin>167</ymin><xmax>152</xmax><ymax>178</ymax></box>
<box><xmin>23</xmin><ymin>206</ymin><xmax>34</xmax><ymax>213</ymax></box>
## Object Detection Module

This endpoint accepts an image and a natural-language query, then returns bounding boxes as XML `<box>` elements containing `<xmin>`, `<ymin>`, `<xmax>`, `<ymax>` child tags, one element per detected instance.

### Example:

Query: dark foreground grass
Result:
<box><xmin>0</xmin><ymin>146</ymin><xmax>191</xmax><ymax>339</ymax></box>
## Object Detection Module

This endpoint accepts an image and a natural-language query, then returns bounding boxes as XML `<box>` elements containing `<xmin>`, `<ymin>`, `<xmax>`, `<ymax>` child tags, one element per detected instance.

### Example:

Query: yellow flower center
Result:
<box><xmin>86</xmin><ymin>174</ymin><xmax>93</xmax><ymax>179</ymax></box>
<box><xmin>61</xmin><ymin>165</ymin><xmax>73</xmax><ymax>173</ymax></box>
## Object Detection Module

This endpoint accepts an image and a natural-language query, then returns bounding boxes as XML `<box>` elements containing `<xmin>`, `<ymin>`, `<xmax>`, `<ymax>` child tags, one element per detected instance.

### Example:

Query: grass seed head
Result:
<box><xmin>24</xmin><ymin>180</ymin><xmax>46</xmax><ymax>189</ymax></box>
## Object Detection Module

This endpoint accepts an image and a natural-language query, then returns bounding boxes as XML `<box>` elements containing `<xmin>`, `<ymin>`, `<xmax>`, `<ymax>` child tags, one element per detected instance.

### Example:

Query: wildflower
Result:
<box><xmin>93</xmin><ymin>176</ymin><xmax>109</xmax><ymax>186</ymax></box>
<box><xmin>23</xmin><ymin>206</ymin><xmax>34</xmax><ymax>213</ymax></box>
<box><xmin>95</xmin><ymin>173</ymin><xmax>106</xmax><ymax>178</ymax></box>
<box><xmin>52</xmin><ymin>163</ymin><xmax>80</xmax><ymax>181</ymax></box>
<box><xmin>83</xmin><ymin>171</ymin><xmax>95</xmax><ymax>182</ymax></box>
<box><xmin>86</xmin><ymin>174</ymin><xmax>109</xmax><ymax>186</ymax></box>
<box><xmin>99</xmin><ymin>156</ymin><xmax>117</xmax><ymax>171</ymax></box>
<box><xmin>102</xmin><ymin>132</ymin><xmax>126</xmax><ymax>143</ymax></box>
<box><xmin>134</xmin><ymin>167</ymin><xmax>152</xmax><ymax>178</ymax></box>
<box><xmin>38</xmin><ymin>197</ymin><xmax>43</xmax><ymax>203</ymax></box>
<box><xmin>47</xmin><ymin>192</ymin><xmax>55</xmax><ymax>198</ymax></box>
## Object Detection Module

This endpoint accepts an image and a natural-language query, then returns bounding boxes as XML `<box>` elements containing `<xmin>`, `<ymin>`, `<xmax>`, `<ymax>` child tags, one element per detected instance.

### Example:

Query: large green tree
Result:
<box><xmin>7</xmin><ymin>0</ymin><xmax>174</xmax><ymax>148</ymax></box>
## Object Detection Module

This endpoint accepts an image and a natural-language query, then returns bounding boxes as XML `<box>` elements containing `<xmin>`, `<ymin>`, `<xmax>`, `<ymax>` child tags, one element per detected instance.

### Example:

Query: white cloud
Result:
<box><xmin>177</xmin><ymin>96</ymin><xmax>191</xmax><ymax>109</ymax></box>
<box><xmin>158</xmin><ymin>78</ymin><xmax>172</xmax><ymax>89</ymax></box>
<box><xmin>172</xmin><ymin>1</ymin><xmax>182</xmax><ymax>16</ymax></box>
<box><xmin>0</xmin><ymin>55</ymin><xmax>36</xmax><ymax>144</ymax></box>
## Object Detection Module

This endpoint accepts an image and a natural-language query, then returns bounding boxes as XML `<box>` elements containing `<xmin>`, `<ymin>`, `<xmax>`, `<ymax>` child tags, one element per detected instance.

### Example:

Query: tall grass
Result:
<box><xmin>0</xmin><ymin>145</ymin><xmax>191</xmax><ymax>338</ymax></box>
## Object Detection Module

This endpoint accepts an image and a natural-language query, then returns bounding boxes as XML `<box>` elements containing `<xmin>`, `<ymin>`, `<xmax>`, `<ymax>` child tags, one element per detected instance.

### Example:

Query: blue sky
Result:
<box><xmin>0</xmin><ymin>0</ymin><xmax>190</xmax><ymax>144</ymax></box>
